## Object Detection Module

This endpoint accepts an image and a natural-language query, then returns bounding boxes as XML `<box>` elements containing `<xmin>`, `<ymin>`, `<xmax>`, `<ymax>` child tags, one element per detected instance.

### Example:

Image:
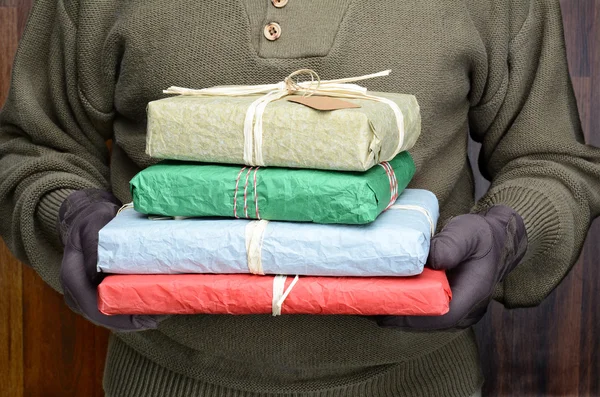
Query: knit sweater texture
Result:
<box><xmin>1</xmin><ymin>0</ymin><xmax>599</xmax><ymax>396</ymax></box>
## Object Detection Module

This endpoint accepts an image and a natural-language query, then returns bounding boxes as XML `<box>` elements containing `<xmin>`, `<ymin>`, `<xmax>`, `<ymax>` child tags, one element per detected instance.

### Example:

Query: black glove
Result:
<box><xmin>376</xmin><ymin>205</ymin><xmax>528</xmax><ymax>330</ymax></box>
<box><xmin>58</xmin><ymin>189</ymin><xmax>161</xmax><ymax>331</ymax></box>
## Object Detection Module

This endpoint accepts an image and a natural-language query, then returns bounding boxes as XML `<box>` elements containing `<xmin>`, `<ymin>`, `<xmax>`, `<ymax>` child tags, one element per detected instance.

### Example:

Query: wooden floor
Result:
<box><xmin>0</xmin><ymin>1</ymin><xmax>598</xmax><ymax>396</ymax></box>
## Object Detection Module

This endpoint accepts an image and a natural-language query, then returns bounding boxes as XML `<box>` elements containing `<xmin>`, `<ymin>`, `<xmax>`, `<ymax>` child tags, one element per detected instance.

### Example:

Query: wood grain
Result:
<box><xmin>22</xmin><ymin>267</ymin><xmax>109</xmax><ymax>397</ymax></box>
<box><xmin>474</xmin><ymin>1</ymin><xmax>600</xmax><ymax>396</ymax></box>
<box><xmin>0</xmin><ymin>239</ymin><xmax>23</xmax><ymax>397</ymax></box>
<box><xmin>0</xmin><ymin>1</ymin><xmax>598</xmax><ymax>396</ymax></box>
<box><xmin>0</xmin><ymin>6</ymin><xmax>23</xmax><ymax>397</ymax></box>
<box><xmin>0</xmin><ymin>2</ymin><xmax>110</xmax><ymax>396</ymax></box>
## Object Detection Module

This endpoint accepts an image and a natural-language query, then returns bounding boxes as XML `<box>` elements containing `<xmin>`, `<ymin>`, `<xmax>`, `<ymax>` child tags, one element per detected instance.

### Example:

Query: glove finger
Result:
<box><xmin>427</xmin><ymin>214</ymin><xmax>492</xmax><ymax>270</ymax></box>
<box><xmin>61</xmin><ymin>247</ymin><xmax>159</xmax><ymax>332</ymax></box>
<box><xmin>78</xmin><ymin>204</ymin><xmax>118</xmax><ymax>285</ymax></box>
<box><xmin>376</xmin><ymin>291</ymin><xmax>471</xmax><ymax>331</ymax></box>
<box><xmin>58</xmin><ymin>191</ymin><xmax>120</xmax><ymax>245</ymax></box>
<box><xmin>378</xmin><ymin>258</ymin><xmax>492</xmax><ymax>331</ymax></box>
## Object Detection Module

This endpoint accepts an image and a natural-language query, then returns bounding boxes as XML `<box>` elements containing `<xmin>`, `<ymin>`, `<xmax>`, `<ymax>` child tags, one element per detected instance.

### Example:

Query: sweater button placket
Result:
<box><xmin>263</xmin><ymin>22</ymin><xmax>282</xmax><ymax>41</ymax></box>
<box><xmin>263</xmin><ymin>0</ymin><xmax>287</xmax><ymax>41</ymax></box>
<box><xmin>271</xmin><ymin>0</ymin><xmax>288</xmax><ymax>8</ymax></box>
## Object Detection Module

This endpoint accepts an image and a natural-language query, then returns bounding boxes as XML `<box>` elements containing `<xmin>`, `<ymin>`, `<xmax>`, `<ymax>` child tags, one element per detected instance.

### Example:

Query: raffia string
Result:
<box><xmin>117</xmin><ymin>202</ymin><xmax>134</xmax><ymax>215</ymax></box>
<box><xmin>245</xmin><ymin>219</ymin><xmax>270</xmax><ymax>275</ymax></box>
<box><xmin>163</xmin><ymin>69</ymin><xmax>405</xmax><ymax>166</ymax></box>
<box><xmin>272</xmin><ymin>275</ymin><xmax>300</xmax><ymax>316</ymax></box>
<box><xmin>388</xmin><ymin>204</ymin><xmax>436</xmax><ymax>237</ymax></box>
<box><xmin>284</xmin><ymin>69</ymin><xmax>321</xmax><ymax>96</ymax></box>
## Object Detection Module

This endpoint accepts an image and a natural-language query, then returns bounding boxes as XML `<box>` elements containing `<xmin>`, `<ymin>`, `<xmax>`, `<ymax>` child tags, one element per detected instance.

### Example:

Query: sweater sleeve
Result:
<box><xmin>468</xmin><ymin>0</ymin><xmax>600</xmax><ymax>307</ymax></box>
<box><xmin>0</xmin><ymin>0</ymin><xmax>114</xmax><ymax>292</ymax></box>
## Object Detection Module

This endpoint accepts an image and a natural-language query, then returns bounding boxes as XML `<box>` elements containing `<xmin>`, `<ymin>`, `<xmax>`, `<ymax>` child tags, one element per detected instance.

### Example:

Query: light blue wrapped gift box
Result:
<box><xmin>97</xmin><ymin>189</ymin><xmax>439</xmax><ymax>277</ymax></box>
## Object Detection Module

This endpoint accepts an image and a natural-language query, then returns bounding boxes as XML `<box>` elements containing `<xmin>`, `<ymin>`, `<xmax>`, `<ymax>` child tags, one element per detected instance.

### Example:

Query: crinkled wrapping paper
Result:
<box><xmin>130</xmin><ymin>152</ymin><xmax>415</xmax><ymax>223</ymax></box>
<box><xmin>146</xmin><ymin>91</ymin><xmax>421</xmax><ymax>171</ymax></box>
<box><xmin>97</xmin><ymin>269</ymin><xmax>451</xmax><ymax>316</ymax></box>
<box><xmin>97</xmin><ymin>189</ymin><xmax>439</xmax><ymax>277</ymax></box>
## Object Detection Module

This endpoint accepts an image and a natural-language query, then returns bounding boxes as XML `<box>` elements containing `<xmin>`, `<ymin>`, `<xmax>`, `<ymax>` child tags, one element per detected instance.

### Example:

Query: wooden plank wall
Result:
<box><xmin>0</xmin><ymin>1</ymin><xmax>111</xmax><ymax>396</ymax></box>
<box><xmin>0</xmin><ymin>5</ymin><xmax>23</xmax><ymax>396</ymax></box>
<box><xmin>0</xmin><ymin>0</ymin><xmax>598</xmax><ymax>395</ymax></box>
<box><xmin>474</xmin><ymin>2</ymin><xmax>600</xmax><ymax>396</ymax></box>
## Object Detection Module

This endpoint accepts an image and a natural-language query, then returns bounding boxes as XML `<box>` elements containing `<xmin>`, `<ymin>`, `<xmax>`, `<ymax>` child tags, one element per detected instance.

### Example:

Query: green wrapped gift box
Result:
<box><xmin>146</xmin><ymin>91</ymin><xmax>420</xmax><ymax>172</ymax></box>
<box><xmin>131</xmin><ymin>152</ymin><xmax>415</xmax><ymax>224</ymax></box>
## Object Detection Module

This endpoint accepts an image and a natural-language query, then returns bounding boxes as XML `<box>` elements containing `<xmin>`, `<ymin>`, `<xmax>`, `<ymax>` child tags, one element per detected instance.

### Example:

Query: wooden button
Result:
<box><xmin>271</xmin><ymin>0</ymin><xmax>288</xmax><ymax>7</ymax></box>
<box><xmin>264</xmin><ymin>22</ymin><xmax>282</xmax><ymax>41</ymax></box>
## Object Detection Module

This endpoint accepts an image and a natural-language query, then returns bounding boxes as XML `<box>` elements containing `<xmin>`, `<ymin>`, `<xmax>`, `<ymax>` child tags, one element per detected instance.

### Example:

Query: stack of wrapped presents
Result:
<box><xmin>96</xmin><ymin>70</ymin><xmax>452</xmax><ymax>317</ymax></box>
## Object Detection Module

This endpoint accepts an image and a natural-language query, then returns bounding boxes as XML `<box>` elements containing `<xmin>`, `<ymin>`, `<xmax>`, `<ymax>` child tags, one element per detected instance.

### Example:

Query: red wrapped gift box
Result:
<box><xmin>98</xmin><ymin>268</ymin><xmax>451</xmax><ymax>316</ymax></box>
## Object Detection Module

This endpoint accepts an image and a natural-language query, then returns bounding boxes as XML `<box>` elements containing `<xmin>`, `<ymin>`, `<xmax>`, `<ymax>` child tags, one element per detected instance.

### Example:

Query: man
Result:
<box><xmin>1</xmin><ymin>0</ymin><xmax>598</xmax><ymax>396</ymax></box>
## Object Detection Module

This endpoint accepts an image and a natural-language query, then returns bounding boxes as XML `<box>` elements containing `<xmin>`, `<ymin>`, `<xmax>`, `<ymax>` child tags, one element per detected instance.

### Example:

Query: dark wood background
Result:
<box><xmin>0</xmin><ymin>1</ymin><xmax>598</xmax><ymax>395</ymax></box>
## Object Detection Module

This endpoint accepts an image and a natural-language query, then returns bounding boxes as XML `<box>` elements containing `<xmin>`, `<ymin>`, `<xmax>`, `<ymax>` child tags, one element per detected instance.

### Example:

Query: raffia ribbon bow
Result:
<box><xmin>163</xmin><ymin>69</ymin><xmax>404</xmax><ymax>166</ymax></box>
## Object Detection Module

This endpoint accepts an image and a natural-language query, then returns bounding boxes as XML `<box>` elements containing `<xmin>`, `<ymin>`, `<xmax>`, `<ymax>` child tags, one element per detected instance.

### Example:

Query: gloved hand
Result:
<box><xmin>58</xmin><ymin>189</ymin><xmax>161</xmax><ymax>331</ymax></box>
<box><xmin>375</xmin><ymin>205</ymin><xmax>528</xmax><ymax>330</ymax></box>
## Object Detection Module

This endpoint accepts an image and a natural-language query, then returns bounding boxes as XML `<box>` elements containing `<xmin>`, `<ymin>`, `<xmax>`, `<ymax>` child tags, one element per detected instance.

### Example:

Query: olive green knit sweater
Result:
<box><xmin>1</xmin><ymin>0</ymin><xmax>599</xmax><ymax>396</ymax></box>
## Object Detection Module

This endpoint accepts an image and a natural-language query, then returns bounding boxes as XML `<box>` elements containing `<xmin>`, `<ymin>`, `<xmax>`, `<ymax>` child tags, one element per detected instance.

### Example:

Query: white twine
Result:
<box><xmin>388</xmin><ymin>204</ymin><xmax>436</xmax><ymax>237</ymax></box>
<box><xmin>244</xmin><ymin>219</ymin><xmax>270</xmax><ymax>275</ymax></box>
<box><xmin>164</xmin><ymin>69</ymin><xmax>404</xmax><ymax>166</ymax></box>
<box><xmin>272</xmin><ymin>275</ymin><xmax>300</xmax><ymax>316</ymax></box>
<box><xmin>245</xmin><ymin>220</ymin><xmax>300</xmax><ymax>316</ymax></box>
<box><xmin>116</xmin><ymin>202</ymin><xmax>134</xmax><ymax>215</ymax></box>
